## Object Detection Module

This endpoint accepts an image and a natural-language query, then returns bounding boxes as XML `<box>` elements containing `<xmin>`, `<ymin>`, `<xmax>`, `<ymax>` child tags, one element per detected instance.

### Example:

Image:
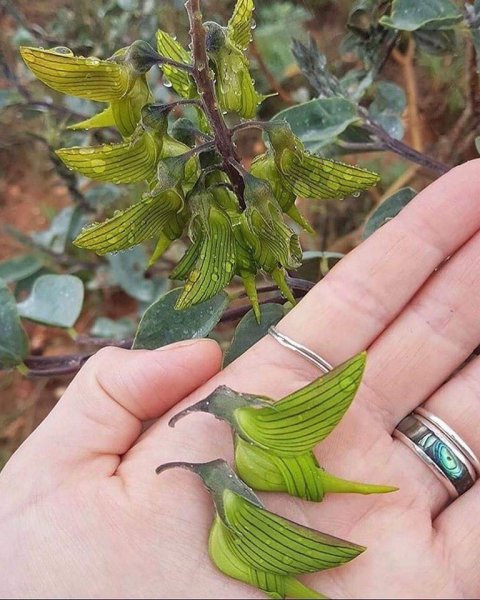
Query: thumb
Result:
<box><xmin>3</xmin><ymin>339</ymin><xmax>222</xmax><ymax>482</ymax></box>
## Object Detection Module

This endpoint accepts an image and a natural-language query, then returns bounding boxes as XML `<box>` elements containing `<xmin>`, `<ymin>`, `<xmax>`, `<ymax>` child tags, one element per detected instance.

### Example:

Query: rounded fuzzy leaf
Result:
<box><xmin>379</xmin><ymin>0</ymin><xmax>462</xmax><ymax>32</ymax></box>
<box><xmin>20</xmin><ymin>46</ymin><xmax>129</xmax><ymax>102</ymax></box>
<box><xmin>273</xmin><ymin>98</ymin><xmax>360</xmax><ymax>152</ymax></box>
<box><xmin>363</xmin><ymin>187</ymin><xmax>416</xmax><ymax>239</ymax></box>
<box><xmin>106</xmin><ymin>247</ymin><xmax>155</xmax><ymax>303</ymax></box>
<box><xmin>90</xmin><ymin>317</ymin><xmax>137</xmax><ymax>340</ymax></box>
<box><xmin>369</xmin><ymin>81</ymin><xmax>406</xmax><ymax>140</ymax></box>
<box><xmin>224</xmin><ymin>304</ymin><xmax>285</xmax><ymax>367</ymax></box>
<box><xmin>0</xmin><ymin>281</ymin><xmax>28</xmax><ymax>368</ymax></box>
<box><xmin>133</xmin><ymin>288</ymin><xmax>229</xmax><ymax>350</ymax></box>
<box><xmin>16</xmin><ymin>274</ymin><xmax>84</xmax><ymax>328</ymax></box>
<box><xmin>0</xmin><ymin>255</ymin><xmax>43</xmax><ymax>284</ymax></box>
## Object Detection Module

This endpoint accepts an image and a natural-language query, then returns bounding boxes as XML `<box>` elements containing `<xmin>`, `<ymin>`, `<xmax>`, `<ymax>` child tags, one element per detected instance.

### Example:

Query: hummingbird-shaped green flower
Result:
<box><xmin>19</xmin><ymin>41</ymin><xmax>164</xmax><ymax>137</ymax></box>
<box><xmin>171</xmin><ymin>182</ymin><xmax>236</xmax><ymax>310</ymax></box>
<box><xmin>73</xmin><ymin>155</ymin><xmax>190</xmax><ymax>261</ymax></box>
<box><xmin>170</xmin><ymin>352</ymin><xmax>397</xmax><ymax>502</ymax></box>
<box><xmin>156</xmin><ymin>458</ymin><xmax>365</xmax><ymax>599</ymax></box>
<box><xmin>55</xmin><ymin>104</ymin><xmax>169</xmax><ymax>185</ymax></box>
<box><xmin>56</xmin><ymin>103</ymin><xmax>198</xmax><ymax>186</ymax></box>
<box><xmin>250</xmin><ymin>151</ymin><xmax>315</xmax><ymax>233</ymax></box>
<box><xmin>204</xmin><ymin>0</ymin><xmax>268</xmax><ymax>119</ymax></box>
<box><xmin>262</xmin><ymin>121</ymin><xmax>380</xmax><ymax>200</ymax></box>
<box><xmin>240</xmin><ymin>173</ymin><xmax>302</xmax><ymax>307</ymax></box>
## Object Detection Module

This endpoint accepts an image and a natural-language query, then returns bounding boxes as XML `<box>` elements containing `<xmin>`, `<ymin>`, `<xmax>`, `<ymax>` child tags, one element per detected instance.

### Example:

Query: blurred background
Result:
<box><xmin>1</xmin><ymin>0</ymin><xmax>478</xmax><ymax>467</ymax></box>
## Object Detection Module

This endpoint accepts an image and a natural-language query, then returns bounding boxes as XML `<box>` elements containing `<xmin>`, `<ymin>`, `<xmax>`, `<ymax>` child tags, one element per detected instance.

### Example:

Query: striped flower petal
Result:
<box><xmin>74</xmin><ymin>190</ymin><xmax>183</xmax><ymax>255</ymax></box>
<box><xmin>227</xmin><ymin>0</ymin><xmax>255</xmax><ymax>51</ymax></box>
<box><xmin>235</xmin><ymin>352</ymin><xmax>366</xmax><ymax>457</ymax></box>
<box><xmin>175</xmin><ymin>205</ymin><xmax>236</xmax><ymax>309</ymax></box>
<box><xmin>20</xmin><ymin>46</ymin><xmax>129</xmax><ymax>102</ymax></box>
<box><xmin>280</xmin><ymin>149</ymin><xmax>381</xmax><ymax>199</ymax></box>
<box><xmin>156</xmin><ymin>30</ymin><xmax>196</xmax><ymax>99</ymax></box>
<box><xmin>56</xmin><ymin>132</ymin><xmax>159</xmax><ymax>184</ymax></box>
<box><xmin>224</xmin><ymin>490</ymin><xmax>364</xmax><ymax>575</ymax></box>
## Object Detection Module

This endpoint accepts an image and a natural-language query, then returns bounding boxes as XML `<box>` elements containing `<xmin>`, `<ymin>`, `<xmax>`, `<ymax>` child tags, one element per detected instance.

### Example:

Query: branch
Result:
<box><xmin>185</xmin><ymin>0</ymin><xmax>246</xmax><ymax>208</ymax></box>
<box><xmin>15</xmin><ymin>278</ymin><xmax>315</xmax><ymax>377</ymax></box>
<box><xmin>249</xmin><ymin>39</ymin><xmax>294</xmax><ymax>106</ymax></box>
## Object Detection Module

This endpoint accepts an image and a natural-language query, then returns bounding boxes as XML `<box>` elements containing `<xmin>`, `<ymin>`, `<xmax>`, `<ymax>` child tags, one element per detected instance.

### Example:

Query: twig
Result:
<box><xmin>392</xmin><ymin>39</ymin><xmax>423</xmax><ymax>152</ymax></box>
<box><xmin>249</xmin><ymin>39</ymin><xmax>294</xmax><ymax>106</ymax></box>
<box><xmin>16</xmin><ymin>277</ymin><xmax>315</xmax><ymax>377</ymax></box>
<box><xmin>185</xmin><ymin>0</ymin><xmax>246</xmax><ymax>208</ymax></box>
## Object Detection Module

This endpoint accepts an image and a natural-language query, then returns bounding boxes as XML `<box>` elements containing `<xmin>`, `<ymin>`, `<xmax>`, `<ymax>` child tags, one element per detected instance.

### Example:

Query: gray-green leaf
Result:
<box><xmin>273</xmin><ymin>98</ymin><xmax>360</xmax><ymax>152</ymax></box>
<box><xmin>107</xmin><ymin>247</ymin><xmax>155</xmax><ymax>303</ymax></box>
<box><xmin>379</xmin><ymin>0</ymin><xmax>462</xmax><ymax>32</ymax></box>
<box><xmin>16</xmin><ymin>274</ymin><xmax>84</xmax><ymax>328</ymax></box>
<box><xmin>363</xmin><ymin>187</ymin><xmax>416</xmax><ymax>239</ymax></box>
<box><xmin>133</xmin><ymin>288</ymin><xmax>229</xmax><ymax>350</ymax></box>
<box><xmin>0</xmin><ymin>281</ymin><xmax>28</xmax><ymax>368</ymax></box>
<box><xmin>223</xmin><ymin>303</ymin><xmax>285</xmax><ymax>367</ymax></box>
<box><xmin>0</xmin><ymin>255</ymin><xmax>43</xmax><ymax>284</ymax></box>
<box><xmin>90</xmin><ymin>316</ymin><xmax>137</xmax><ymax>340</ymax></box>
<box><xmin>369</xmin><ymin>81</ymin><xmax>406</xmax><ymax>140</ymax></box>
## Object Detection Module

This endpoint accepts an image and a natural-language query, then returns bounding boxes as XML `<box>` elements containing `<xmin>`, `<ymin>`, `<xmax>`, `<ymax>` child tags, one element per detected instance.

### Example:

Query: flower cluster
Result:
<box><xmin>20</xmin><ymin>0</ymin><xmax>379</xmax><ymax>319</ymax></box>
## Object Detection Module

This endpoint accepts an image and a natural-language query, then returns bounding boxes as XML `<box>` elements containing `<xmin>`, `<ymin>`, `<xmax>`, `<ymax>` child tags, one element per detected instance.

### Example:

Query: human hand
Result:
<box><xmin>2</xmin><ymin>161</ymin><xmax>480</xmax><ymax>599</ymax></box>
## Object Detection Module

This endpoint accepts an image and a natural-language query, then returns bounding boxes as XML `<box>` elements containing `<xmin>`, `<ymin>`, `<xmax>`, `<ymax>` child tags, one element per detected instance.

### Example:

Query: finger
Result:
<box><xmin>3</xmin><ymin>340</ymin><xmax>222</xmax><ymax>482</ymax></box>
<box><xmin>360</xmin><ymin>226</ymin><xmax>480</xmax><ymax>428</ymax></box>
<box><xmin>426</xmin><ymin>356</ymin><xmax>480</xmax><ymax>593</ymax></box>
<box><xmin>267</xmin><ymin>160</ymin><xmax>480</xmax><ymax>376</ymax></box>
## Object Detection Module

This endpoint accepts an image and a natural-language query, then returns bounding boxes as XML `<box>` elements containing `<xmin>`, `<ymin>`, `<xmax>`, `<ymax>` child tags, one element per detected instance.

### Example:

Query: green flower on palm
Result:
<box><xmin>170</xmin><ymin>353</ymin><xmax>397</xmax><ymax>502</ymax></box>
<box><xmin>156</xmin><ymin>459</ymin><xmax>365</xmax><ymax>599</ymax></box>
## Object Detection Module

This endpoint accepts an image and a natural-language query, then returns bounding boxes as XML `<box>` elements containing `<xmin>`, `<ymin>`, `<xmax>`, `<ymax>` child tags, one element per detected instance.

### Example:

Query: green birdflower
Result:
<box><xmin>263</xmin><ymin>121</ymin><xmax>380</xmax><ymax>200</ymax></box>
<box><xmin>250</xmin><ymin>151</ymin><xmax>315</xmax><ymax>233</ymax></box>
<box><xmin>156</xmin><ymin>459</ymin><xmax>365</xmax><ymax>599</ymax></box>
<box><xmin>170</xmin><ymin>352</ymin><xmax>397</xmax><ymax>502</ymax></box>
<box><xmin>19</xmin><ymin>41</ymin><xmax>164</xmax><ymax>137</ymax></box>
<box><xmin>172</xmin><ymin>184</ymin><xmax>236</xmax><ymax>310</ymax></box>
<box><xmin>203</xmin><ymin>0</ymin><xmax>268</xmax><ymax>119</ymax></box>
<box><xmin>55</xmin><ymin>104</ymin><xmax>169</xmax><ymax>185</ymax></box>
<box><xmin>240</xmin><ymin>173</ymin><xmax>302</xmax><ymax>306</ymax></box>
<box><xmin>73</xmin><ymin>155</ymin><xmax>189</xmax><ymax>260</ymax></box>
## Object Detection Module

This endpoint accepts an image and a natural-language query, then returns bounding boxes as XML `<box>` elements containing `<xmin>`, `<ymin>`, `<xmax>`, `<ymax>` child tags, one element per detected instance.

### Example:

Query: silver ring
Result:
<box><xmin>394</xmin><ymin>410</ymin><xmax>478</xmax><ymax>499</ymax></box>
<box><xmin>267</xmin><ymin>326</ymin><xmax>332</xmax><ymax>374</ymax></box>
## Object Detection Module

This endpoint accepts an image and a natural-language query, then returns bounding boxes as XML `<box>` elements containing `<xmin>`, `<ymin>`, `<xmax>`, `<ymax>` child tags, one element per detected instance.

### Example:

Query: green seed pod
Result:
<box><xmin>264</xmin><ymin>121</ymin><xmax>380</xmax><ymax>199</ymax></box>
<box><xmin>20</xmin><ymin>43</ymin><xmax>157</xmax><ymax>137</ymax></box>
<box><xmin>156</xmin><ymin>459</ymin><xmax>365</xmax><ymax>599</ymax></box>
<box><xmin>170</xmin><ymin>353</ymin><xmax>397</xmax><ymax>501</ymax></box>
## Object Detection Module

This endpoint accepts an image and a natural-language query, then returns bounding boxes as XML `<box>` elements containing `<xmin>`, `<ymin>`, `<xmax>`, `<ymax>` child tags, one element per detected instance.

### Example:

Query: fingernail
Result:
<box><xmin>155</xmin><ymin>338</ymin><xmax>216</xmax><ymax>351</ymax></box>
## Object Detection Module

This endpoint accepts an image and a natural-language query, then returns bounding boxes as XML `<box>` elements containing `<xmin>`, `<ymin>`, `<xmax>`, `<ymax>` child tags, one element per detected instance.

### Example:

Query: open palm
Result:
<box><xmin>2</xmin><ymin>161</ymin><xmax>480</xmax><ymax>599</ymax></box>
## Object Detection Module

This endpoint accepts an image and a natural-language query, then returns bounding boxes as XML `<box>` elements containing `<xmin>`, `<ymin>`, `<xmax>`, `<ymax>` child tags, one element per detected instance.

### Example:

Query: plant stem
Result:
<box><xmin>360</xmin><ymin>108</ymin><xmax>450</xmax><ymax>174</ymax></box>
<box><xmin>14</xmin><ymin>277</ymin><xmax>316</xmax><ymax>377</ymax></box>
<box><xmin>185</xmin><ymin>0</ymin><xmax>246</xmax><ymax>208</ymax></box>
